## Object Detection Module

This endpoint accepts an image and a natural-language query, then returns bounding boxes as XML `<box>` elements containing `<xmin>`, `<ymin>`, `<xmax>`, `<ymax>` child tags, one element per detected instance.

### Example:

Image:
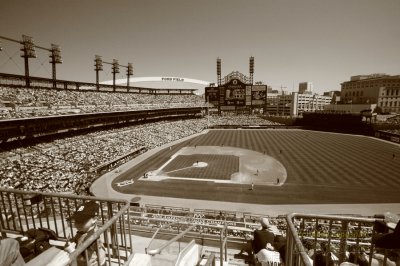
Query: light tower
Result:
<box><xmin>20</xmin><ymin>35</ymin><xmax>36</xmax><ymax>87</ymax></box>
<box><xmin>1</xmin><ymin>35</ymin><xmax>63</xmax><ymax>88</ymax></box>
<box><xmin>49</xmin><ymin>44</ymin><xmax>62</xmax><ymax>89</ymax></box>
<box><xmin>249</xmin><ymin>56</ymin><xmax>254</xmax><ymax>85</ymax></box>
<box><xmin>217</xmin><ymin>57</ymin><xmax>222</xmax><ymax>86</ymax></box>
<box><xmin>127</xmin><ymin>63</ymin><xmax>133</xmax><ymax>87</ymax></box>
<box><xmin>112</xmin><ymin>59</ymin><xmax>120</xmax><ymax>92</ymax></box>
<box><xmin>94</xmin><ymin>55</ymin><xmax>103</xmax><ymax>90</ymax></box>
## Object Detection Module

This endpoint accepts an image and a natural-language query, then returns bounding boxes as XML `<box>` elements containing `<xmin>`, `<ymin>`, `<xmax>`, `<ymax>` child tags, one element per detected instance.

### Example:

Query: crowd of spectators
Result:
<box><xmin>0</xmin><ymin>86</ymin><xmax>204</xmax><ymax>119</ymax></box>
<box><xmin>381</xmin><ymin>129</ymin><xmax>400</xmax><ymax>136</ymax></box>
<box><xmin>127</xmin><ymin>204</ymin><xmax>287</xmax><ymax>239</ymax></box>
<box><xmin>0</xmin><ymin>118</ymin><xmax>207</xmax><ymax>194</ymax></box>
<box><xmin>207</xmin><ymin>114</ymin><xmax>282</xmax><ymax>127</ymax></box>
<box><xmin>294</xmin><ymin>217</ymin><xmax>400</xmax><ymax>265</ymax></box>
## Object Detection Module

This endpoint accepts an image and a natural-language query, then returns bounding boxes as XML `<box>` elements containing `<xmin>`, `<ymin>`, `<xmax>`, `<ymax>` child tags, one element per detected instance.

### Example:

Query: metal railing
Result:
<box><xmin>146</xmin><ymin>222</ymin><xmax>197</xmax><ymax>256</ymax></box>
<box><xmin>204</xmin><ymin>253</ymin><xmax>216</xmax><ymax>266</ymax></box>
<box><xmin>174</xmin><ymin>239</ymin><xmax>197</xmax><ymax>266</ymax></box>
<box><xmin>285</xmin><ymin>213</ymin><xmax>396</xmax><ymax>266</ymax></box>
<box><xmin>219</xmin><ymin>224</ymin><xmax>228</xmax><ymax>266</ymax></box>
<box><xmin>0</xmin><ymin>188</ymin><xmax>133</xmax><ymax>266</ymax></box>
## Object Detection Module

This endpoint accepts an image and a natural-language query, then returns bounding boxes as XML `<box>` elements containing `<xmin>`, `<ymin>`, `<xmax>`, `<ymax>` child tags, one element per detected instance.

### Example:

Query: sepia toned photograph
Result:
<box><xmin>1</xmin><ymin>0</ymin><xmax>400</xmax><ymax>265</ymax></box>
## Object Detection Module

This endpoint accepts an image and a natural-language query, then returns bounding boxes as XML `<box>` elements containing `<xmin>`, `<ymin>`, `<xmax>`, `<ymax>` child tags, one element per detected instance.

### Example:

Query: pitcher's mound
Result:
<box><xmin>193</xmin><ymin>162</ymin><xmax>208</xmax><ymax>167</ymax></box>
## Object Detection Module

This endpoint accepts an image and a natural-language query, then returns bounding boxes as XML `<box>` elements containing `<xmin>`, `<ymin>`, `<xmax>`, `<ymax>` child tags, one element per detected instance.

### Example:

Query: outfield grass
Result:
<box><xmin>112</xmin><ymin>129</ymin><xmax>400</xmax><ymax>204</ymax></box>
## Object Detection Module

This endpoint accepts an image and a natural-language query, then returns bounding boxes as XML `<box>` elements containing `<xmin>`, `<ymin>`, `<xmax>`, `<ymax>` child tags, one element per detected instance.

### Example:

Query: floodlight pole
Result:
<box><xmin>0</xmin><ymin>35</ymin><xmax>62</xmax><ymax>88</ymax></box>
<box><xmin>217</xmin><ymin>58</ymin><xmax>222</xmax><ymax>86</ymax></box>
<box><xmin>94</xmin><ymin>55</ymin><xmax>103</xmax><ymax>91</ymax></box>
<box><xmin>23</xmin><ymin>50</ymin><xmax>31</xmax><ymax>87</ymax></box>
<box><xmin>112</xmin><ymin>59</ymin><xmax>119</xmax><ymax>91</ymax></box>
<box><xmin>249</xmin><ymin>56</ymin><xmax>254</xmax><ymax>85</ymax></box>
<box><xmin>49</xmin><ymin>44</ymin><xmax>62</xmax><ymax>89</ymax></box>
<box><xmin>127</xmin><ymin>63</ymin><xmax>133</xmax><ymax>88</ymax></box>
<box><xmin>103</xmin><ymin>59</ymin><xmax>130</xmax><ymax>92</ymax></box>
<box><xmin>0</xmin><ymin>35</ymin><xmax>32</xmax><ymax>85</ymax></box>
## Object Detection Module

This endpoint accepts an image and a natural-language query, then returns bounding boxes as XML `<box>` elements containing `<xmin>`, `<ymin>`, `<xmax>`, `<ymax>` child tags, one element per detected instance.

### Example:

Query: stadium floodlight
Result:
<box><xmin>127</xmin><ymin>63</ymin><xmax>133</xmax><ymax>76</ymax></box>
<box><xmin>127</xmin><ymin>63</ymin><xmax>133</xmax><ymax>87</ymax></box>
<box><xmin>249</xmin><ymin>56</ymin><xmax>254</xmax><ymax>85</ymax></box>
<box><xmin>112</xmin><ymin>59</ymin><xmax>120</xmax><ymax>91</ymax></box>
<box><xmin>217</xmin><ymin>58</ymin><xmax>221</xmax><ymax>76</ymax></box>
<box><xmin>20</xmin><ymin>35</ymin><xmax>36</xmax><ymax>58</ymax></box>
<box><xmin>94</xmin><ymin>55</ymin><xmax>103</xmax><ymax>71</ymax></box>
<box><xmin>112</xmin><ymin>59</ymin><xmax>120</xmax><ymax>74</ymax></box>
<box><xmin>49</xmin><ymin>44</ymin><xmax>62</xmax><ymax>89</ymax></box>
<box><xmin>249</xmin><ymin>56</ymin><xmax>254</xmax><ymax>74</ymax></box>
<box><xmin>94</xmin><ymin>55</ymin><xmax>103</xmax><ymax>90</ymax></box>
<box><xmin>50</xmin><ymin>44</ymin><xmax>62</xmax><ymax>64</ymax></box>
<box><xmin>20</xmin><ymin>35</ymin><xmax>36</xmax><ymax>87</ymax></box>
<box><xmin>217</xmin><ymin>57</ymin><xmax>222</xmax><ymax>86</ymax></box>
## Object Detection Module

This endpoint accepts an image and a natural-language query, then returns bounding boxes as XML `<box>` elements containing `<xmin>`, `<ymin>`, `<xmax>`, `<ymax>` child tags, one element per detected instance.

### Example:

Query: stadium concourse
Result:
<box><xmin>92</xmin><ymin>127</ymin><xmax>400</xmax><ymax>217</ymax></box>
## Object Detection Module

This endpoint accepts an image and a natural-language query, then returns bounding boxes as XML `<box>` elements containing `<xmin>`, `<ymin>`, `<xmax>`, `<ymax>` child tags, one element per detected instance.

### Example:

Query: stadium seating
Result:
<box><xmin>0</xmin><ymin>85</ymin><xmax>204</xmax><ymax>119</ymax></box>
<box><xmin>0</xmin><ymin>119</ymin><xmax>207</xmax><ymax>194</ymax></box>
<box><xmin>207</xmin><ymin>114</ymin><xmax>282</xmax><ymax>127</ymax></box>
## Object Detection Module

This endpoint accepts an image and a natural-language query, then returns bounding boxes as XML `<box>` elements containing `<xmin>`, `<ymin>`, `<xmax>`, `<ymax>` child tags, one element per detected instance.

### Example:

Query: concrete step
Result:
<box><xmin>202</xmin><ymin>249</ymin><xmax>252</xmax><ymax>266</ymax></box>
<box><xmin>151</xmin><ymin>253</ymin><xmax>177</xmax><ymax>266</ymax></box>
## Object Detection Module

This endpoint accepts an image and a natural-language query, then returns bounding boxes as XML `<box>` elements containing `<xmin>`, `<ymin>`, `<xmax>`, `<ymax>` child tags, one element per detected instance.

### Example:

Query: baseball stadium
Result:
<box><xmin>1</xmin><ymin>36</ymin><xmax>400</xmax><ymax>266</ymax></box>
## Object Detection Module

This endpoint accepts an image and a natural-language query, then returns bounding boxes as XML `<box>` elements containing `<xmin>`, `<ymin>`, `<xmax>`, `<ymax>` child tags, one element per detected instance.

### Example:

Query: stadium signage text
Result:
<box><xmin>116</xmin><ymin>179</ymin><xmax>134</xmax><ymax>187</ymax></box>
<box><xmin>161</xmin><ymin>77</ymin><xmax>185</xmax><ymax>82</ymax></box>
<box><xmin>227</xmin><ymin>85</ymin><xmax>242</xmax><ymax>89</ymax></box>
<box><xmin>148</xmin><ymin>213</ymin><xmax>236</xmax><ymax>226</ymax></box>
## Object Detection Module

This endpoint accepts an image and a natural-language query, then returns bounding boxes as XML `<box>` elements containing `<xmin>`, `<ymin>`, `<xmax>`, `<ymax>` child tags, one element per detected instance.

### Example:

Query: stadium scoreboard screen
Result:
<box><xmin>205</xmin><ymin>79</ymin><xmax>267</xmax><ymax>113</ymax></box>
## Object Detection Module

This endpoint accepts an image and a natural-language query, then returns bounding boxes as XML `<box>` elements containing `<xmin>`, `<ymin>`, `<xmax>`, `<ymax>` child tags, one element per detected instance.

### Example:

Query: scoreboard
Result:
<box><xmin>205</xmin><ymin>79</ymin><xmax>267</xmax><ymax>113</ymax></box>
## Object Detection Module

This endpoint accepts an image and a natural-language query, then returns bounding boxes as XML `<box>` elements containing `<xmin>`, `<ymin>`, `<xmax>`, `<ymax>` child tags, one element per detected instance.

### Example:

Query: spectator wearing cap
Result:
<box><xmin>253</xmin><ymin>217</ymin><xmax>277</xmax><ymax>254</ymax></box>
<box><xmin>65</xmin><ymin>201</ymin><xmax>105</xmax><ymax>266</ymax></box>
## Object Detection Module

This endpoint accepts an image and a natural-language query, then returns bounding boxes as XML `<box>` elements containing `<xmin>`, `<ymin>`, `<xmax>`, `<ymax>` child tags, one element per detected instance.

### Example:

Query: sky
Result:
<box><xmin>1</xmin><ymin>0</ymin><xmax>400</xmax><ymax>94</ymax></box>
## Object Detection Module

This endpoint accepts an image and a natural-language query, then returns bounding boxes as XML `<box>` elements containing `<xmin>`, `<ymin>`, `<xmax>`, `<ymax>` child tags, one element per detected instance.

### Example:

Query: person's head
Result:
<box><xmin>260</xmin><ymin>217</ymin><xmax>270</xmax><ymax>229</ymax></box>
<box><xmin>70</xmin><ymin>201</ymin><xmax>99</xmax><ymax>232</ymax></box>
<box><xmin>320</xmin><ymin>241</ymin><xmax>329</xmax><ymax>252</ymax></box>
<box><xmin>302</xmin><ymin>239</ymin><xmax>314</xmax><ymax>251</ymax></box>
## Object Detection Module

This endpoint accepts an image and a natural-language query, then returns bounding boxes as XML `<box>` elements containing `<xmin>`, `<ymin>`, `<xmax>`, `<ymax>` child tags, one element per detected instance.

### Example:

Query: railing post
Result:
<box><xmin>219</xmin><ymin>224</ymin><xmax>228</xmax><ymax>266</ymax></box>
<box><xmin>219</xmin><ymin>225</ymin><xmax>223</xmax><ymax>266</ymax></box>
<box><xmin>108</xmin><ymin>201</ymin><xmax>117</xmax><ymax>258</ymax></box>
<box><xmin>339</xmin><ymin>220</ymin><xmax>348</xmax><ymax>264</ymax></box>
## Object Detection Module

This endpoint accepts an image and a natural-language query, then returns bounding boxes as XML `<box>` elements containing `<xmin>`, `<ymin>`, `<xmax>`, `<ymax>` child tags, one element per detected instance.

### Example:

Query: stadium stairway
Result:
<box><xmin>127</xmin><ymin>238</ymin><xmax>249</xmax><ymax>266</ymax></box>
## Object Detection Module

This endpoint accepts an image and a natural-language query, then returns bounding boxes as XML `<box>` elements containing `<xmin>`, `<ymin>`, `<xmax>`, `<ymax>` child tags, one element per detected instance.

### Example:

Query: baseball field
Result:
<box><xmin>111</xmin><ymin>129</ymin><xmax>400</xmax><ymax>205</ymax></box>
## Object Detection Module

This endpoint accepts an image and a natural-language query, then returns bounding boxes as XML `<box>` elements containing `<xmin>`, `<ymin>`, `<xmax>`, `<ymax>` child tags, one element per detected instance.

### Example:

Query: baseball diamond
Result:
<box><xmin>108</xmin><ymin>129</ymin><xmax>400</xmax><ymax>204</ymax></box>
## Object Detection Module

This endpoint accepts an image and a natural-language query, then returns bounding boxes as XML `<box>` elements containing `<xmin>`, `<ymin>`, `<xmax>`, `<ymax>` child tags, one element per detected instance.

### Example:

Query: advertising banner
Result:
<box><xmin>251</xmin><ymin>85</ymin><xmax>267</xmax><ymax>106</ymax></box>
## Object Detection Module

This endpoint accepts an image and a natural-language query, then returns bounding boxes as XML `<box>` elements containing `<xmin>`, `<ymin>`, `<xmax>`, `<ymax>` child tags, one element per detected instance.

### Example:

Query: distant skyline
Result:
<box><xmin>1</xmin><ymin>0</ymin><xmax>400</xmax><ymax>94</ymax></box>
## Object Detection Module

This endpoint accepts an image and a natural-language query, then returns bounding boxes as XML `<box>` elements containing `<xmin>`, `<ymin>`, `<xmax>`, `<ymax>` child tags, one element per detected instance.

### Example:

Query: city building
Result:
<box><xmin>341</xmin><ymin>74</ymin><xmax>400</xmax><ymax>113</ymax></box>
<box><xmin>298</xmin><ymin>82</ymin><xmax>313</xmax><ymax>94</ymax></box>
<box><xmin>323</xmin><ymin>91</ymin><xmax>341</xmax><ymax>103</ymax></box>
<box><xmin>291</xmin><ymin>92</ymin><xmax>332</xmax><ymax>116</ymax></box>
<box><xmin>265</xmin><ymin>89</ymin><xmax>332</xmax><ymax>117</ymax></box>
<box><xmin>265</xmin><ymin>89</ymin><xmax>291</xmax><ymax>116</ymax></box>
